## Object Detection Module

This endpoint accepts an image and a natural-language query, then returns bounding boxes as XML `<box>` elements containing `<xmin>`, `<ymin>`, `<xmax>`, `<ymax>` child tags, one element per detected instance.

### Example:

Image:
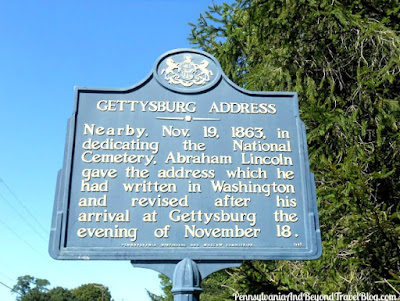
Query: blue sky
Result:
<box><xmin>0</xmin><ymin>1</ymin><xmax>229</xmax><ymax>300</ymax></box>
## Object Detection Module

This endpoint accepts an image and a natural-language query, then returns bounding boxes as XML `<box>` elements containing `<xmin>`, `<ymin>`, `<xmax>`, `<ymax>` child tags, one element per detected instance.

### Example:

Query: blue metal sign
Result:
<box><xmin>49</xmin><ymin>49</ymin><xmax>322</xmax><ymax>261</ymax></box>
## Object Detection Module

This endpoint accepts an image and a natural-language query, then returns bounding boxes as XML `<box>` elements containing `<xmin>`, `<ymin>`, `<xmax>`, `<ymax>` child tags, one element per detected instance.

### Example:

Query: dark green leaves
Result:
<box><xmin>186</xmin><ymin>0</ymin><xmax>400</xmax><ymax>296</ymax></box>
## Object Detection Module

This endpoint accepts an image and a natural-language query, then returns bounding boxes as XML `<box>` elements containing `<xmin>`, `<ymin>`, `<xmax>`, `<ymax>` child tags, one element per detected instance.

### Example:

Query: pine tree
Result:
<box><xmin>186</xmin><ymin>0</ymin><xmax>400</xmax><ymax>296</ymax></box>
<box><xmin>151</xmin><ymin>1</ymin><xmax>400</xmax><ymax>298</ymax></box>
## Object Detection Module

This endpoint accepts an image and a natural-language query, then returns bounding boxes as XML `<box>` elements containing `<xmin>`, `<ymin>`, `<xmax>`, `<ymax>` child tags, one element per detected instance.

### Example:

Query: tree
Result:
<box><xmin>186</xmin><ymin>0</ymin><xmax>400</xmax><ymax>296</ymax></box>
<box><xmin>152</xmin><ymin>0</ymin><xmax>400</xmax><ymax>296</ymax></box>
<box><xmin>11</xmin><ymin>276</ymin><xmax>113</xmax><ymax>301</ymax></box>
<box><xmin>20</xmin><ymin>289</ymin><xmax>50</xmax><ymax>301</ymax></box>
<box><xmin>143</xmin><ymin>0</ymin><xmax>400</xmax><ymax>298</ymax></box>
<box><xmin>148</xmin><ymin>274</ymin><xmax>173</xmax><ymax>301</ymax></box>
<box><xmin>47</xmin><ymin>287</ymin><xmax>75</xmax><ymax>301</ymax></box>
<box><xmin>12</xmin><ymin>275</ymin><xmax>50</xmax><ymax>301</ymax></box>
<box><xmin>72</xmin><ymin>283</ymin><xmax>112</xmax><ymax>301</ymax></box>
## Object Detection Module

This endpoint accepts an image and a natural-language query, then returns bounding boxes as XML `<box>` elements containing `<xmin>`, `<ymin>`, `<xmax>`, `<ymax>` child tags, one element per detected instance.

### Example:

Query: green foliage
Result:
<box><xmin>12</xmin><ymin>275</ymin><xmax>50</xmax><ymax>301</ymax></box>
<box><xmin>20</xmin><ymin>289</ymin><xmax>50</xmax><ymax>301</ymax></box>
<box><xmin>11</xmin><ymin>276</ymin><xmax>112</xmax><ymax>301</ymax></box>
<box><xmin>148</xmin><ymin>274</ymin><xmax>173</xmax><ymax>301</ymax></box>
<box><xmin>47</xmin><ymin>287</ymin><xmax>75</xmax><ymax>301</ymax></box>
<box><xmin>72</xmin><ymin>283</ymin><xmax>112</xmax><ymax>301</ymax></box>
<box><xmin>174</xmin><ymin>0</ymin><xmax>400</xmax><ymax>297</ymax></box>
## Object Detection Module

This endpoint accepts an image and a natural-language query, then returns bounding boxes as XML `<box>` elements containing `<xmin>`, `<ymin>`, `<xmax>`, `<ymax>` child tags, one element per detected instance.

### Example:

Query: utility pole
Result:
<box><xmin>94</xmin><ymin>285</ymin><xmax>107</xmax><ymax>301</ymax></box>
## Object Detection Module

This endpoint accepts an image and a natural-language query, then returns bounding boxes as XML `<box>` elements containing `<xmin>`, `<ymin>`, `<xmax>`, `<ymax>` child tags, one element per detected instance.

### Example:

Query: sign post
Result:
<box><xmin>50</xmin><ymin>49</ymin><xmax>322</xmax><ymax>298</ymax></box>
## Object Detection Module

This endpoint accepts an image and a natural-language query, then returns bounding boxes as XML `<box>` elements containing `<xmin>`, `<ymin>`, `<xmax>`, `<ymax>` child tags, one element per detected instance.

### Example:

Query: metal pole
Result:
<box><xmin>171</xmin><ymin>258</ymin><xmax>202</xmax><ymax>301</ymax></box>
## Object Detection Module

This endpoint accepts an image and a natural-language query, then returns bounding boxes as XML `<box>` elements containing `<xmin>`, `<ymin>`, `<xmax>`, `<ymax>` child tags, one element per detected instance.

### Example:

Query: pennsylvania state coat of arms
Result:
<box><xmin>161</xmin><ymin>54</ymin><xmax>214</xmax><ymax>87</ymax></box>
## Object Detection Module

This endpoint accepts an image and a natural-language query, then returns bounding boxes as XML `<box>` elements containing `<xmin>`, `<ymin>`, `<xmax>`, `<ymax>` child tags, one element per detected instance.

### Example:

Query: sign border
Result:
<box><xmin>49</xmin><ymin>49</ymin><xmax>322</xmax><ymax>261</ymax></box>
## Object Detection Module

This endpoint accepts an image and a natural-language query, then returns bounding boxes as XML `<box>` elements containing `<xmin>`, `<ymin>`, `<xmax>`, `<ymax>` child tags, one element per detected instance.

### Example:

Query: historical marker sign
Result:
<box><xmin>49</xmin><ymin>49</ymin><xmax>322</xmax><ymax>261</ymax></box>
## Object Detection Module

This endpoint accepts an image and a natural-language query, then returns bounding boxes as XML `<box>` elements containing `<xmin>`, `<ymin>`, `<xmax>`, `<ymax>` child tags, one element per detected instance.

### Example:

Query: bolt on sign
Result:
<box><xmin>49</xmin><ymin>49</ymin><xmax>322</xmax><ymax>261</ymax></box>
